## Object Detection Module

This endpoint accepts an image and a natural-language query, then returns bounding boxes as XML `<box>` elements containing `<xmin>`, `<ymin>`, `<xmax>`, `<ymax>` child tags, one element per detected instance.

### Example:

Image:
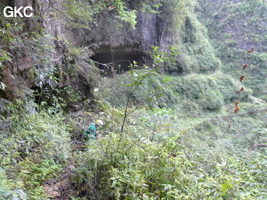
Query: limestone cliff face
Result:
<box><xmin>77</xmin><ymin>9</ymin><xmax>172</xmax><ymax>71</ymax></box>
<box><xmin>1</xmin><ymin>0</ymin><xmax>65</xmax><ymax>100</ymax></box>
<box><xmin>2</xmin><ymin>0</ymin><xmax>167</xmax><ymax>101</ymax></box>
<box><xmin>83</xmin><ymin>1</ymin><xmax>220</xmax><ymax>75</ymax></box>
<box><xmin>85</xmin><ymin>12</ymin><xmax>164</xmax><ymax>51</ymax></box>
<box><xmin>1</xmin><ymin>0</ymin><xmax>221</xmax><ymax>102</ymax></box>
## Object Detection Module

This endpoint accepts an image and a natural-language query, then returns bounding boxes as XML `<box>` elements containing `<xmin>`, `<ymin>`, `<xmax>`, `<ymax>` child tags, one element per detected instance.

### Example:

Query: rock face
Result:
<box><xmin>1</xmin><ymin>0</ymin><xmax>63</xmax><ymax>100</ymax></box>
<box><xmin>1</xmin><ymin>0</ymin><xmax>78</xmax><ymax>102</ymax></box>
<box><xmin>83</xmin><ymin>10</ymin><xmax>171</xmax><ymax>72</ymax></box>
<box><xmin>1</xmin><ymin>0</ymin><xmax>221</xmax><ymax>102</ymax></box>
<box><xmin>83</xmin><ymin>1</ymin><xmax>220</xmax><ymax>75</ymax></box>
<box><xmin>1</xmin><ymin>1</ymin><xmax>163</xmax><ymax>101</ymax></box>
<box><xmin>87</xmin><ymin>12</ymin><xmax>164</xmax><ymax>51</ymax></box>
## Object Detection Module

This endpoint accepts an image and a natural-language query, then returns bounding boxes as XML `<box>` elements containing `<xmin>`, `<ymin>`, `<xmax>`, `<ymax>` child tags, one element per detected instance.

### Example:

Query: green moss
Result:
<box><xmin>159</xmin><ymin>0</ymin><xmax>222</xmax><ymax>74</ymax></box>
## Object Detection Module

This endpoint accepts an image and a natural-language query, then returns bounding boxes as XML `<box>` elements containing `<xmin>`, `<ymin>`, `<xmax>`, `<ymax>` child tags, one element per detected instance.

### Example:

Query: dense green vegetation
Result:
<box><xmin>1</xmin><ymin>97</ymin><xmax>267</xmax><ymax>199</ymax></box>
<box><xmin>1</xmin><ymin>0</ymin><xmax>267</xmax><ymax>199</ymax></box>
<box><xmin>197</xmin><ymin>0</ymin><xmax>267</xmax><ymax>100</ymax></box>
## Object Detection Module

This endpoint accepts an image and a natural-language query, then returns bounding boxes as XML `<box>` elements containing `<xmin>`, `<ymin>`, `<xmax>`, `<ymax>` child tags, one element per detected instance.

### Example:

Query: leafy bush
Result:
<box><xmin>0</xmin><ymin>101</ymin><xmax>71</xmax><ymax>199</ymax></box>
<box><xmin>0</xmin><ymin>167</ymin><xmax>26</xmax><ymax>200</ymax></box>
<box><xmin>71</xmin><ymin>130</ymin><xmax>264</xmax><ymax>199</ymax></box>
<box><xmin>173</xmin><ymin>73</ymin><xmax>251</xmax><ymax>111</ymax></box>
<box><xmin>98</xmin><ymin>70</ymin><xmax>177</xmax><ymax>109</ymax></box>
<box><xmin>16</xmin><ymin>158</ymin><xmax>63</xmax><ymax>199</ymax></box>
<box><xmin>1</xmin><ymin>110</ymin><xmax>70</xmax><ymax>163</ymax></box>
<box><xmin>66</xmin><ymin>101</ymin><xmax>267</xmax><ymax>199</ymax></box>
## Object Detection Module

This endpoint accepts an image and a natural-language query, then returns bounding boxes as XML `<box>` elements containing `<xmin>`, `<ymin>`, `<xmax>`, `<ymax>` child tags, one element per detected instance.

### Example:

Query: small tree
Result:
<box><xmin>120</xmin><ymin>63</ymin><xmax>159</xmax><ymax>132</ymax></box>
<box><xmin>120</xmin><ymin>46</ymin><xmax>177</xmax><ymax>132</ymax></box>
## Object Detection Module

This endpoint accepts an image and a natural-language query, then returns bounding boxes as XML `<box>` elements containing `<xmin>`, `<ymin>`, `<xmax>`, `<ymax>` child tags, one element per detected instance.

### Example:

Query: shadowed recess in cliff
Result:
<box><xmin>90</xmin><ymin>45</ymin><xmax>150</xmax><ymax>76</ymax></box>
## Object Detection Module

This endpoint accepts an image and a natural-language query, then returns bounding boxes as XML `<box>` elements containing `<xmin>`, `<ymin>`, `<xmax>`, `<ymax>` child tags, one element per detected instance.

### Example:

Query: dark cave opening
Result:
<box><xmin>91</xmin><ymin>45</ymin><xmax>150</xmax><ymax>76</ymax></box>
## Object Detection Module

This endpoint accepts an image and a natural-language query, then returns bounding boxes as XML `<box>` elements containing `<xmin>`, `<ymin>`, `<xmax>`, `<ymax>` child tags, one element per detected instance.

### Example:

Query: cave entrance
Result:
<box><xmin>91</xmin><ymin>45</ymin><xmax>150</xmax><ymax>76</ymax></box>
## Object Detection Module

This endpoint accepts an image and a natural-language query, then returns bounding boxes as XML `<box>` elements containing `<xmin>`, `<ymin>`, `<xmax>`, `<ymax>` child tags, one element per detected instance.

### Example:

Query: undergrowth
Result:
<box><xmin>70</xmin><ymin>105</ymin><xmax>267</xmax><ymax>199</ymax></box>
<box><xmin>0</xmin><ymin>100</ymin><xmax>70</xmax><ymax>199</ymax></box>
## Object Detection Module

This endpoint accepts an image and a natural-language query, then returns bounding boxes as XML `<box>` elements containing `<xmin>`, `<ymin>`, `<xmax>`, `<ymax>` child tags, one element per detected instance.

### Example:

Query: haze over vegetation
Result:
<box><xmin>0</xmin><ymin>0</ymin><xmax>267</xmax><ymax>199</ymax></box>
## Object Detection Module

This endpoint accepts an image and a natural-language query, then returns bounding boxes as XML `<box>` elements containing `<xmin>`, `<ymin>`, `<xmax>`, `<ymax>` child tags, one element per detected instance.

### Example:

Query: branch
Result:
<box><xmin>120</xmin><ymin>71</ymin><xmax>151</xmax><ymax>132</ymax></box>
<box><xmin>242</xmin><ymin>144</ymin><xmax>267</xmax><ymax>167</ymax></box>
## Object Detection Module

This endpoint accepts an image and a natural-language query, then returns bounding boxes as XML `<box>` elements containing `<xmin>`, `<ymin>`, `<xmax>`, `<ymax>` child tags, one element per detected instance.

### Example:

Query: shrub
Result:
<box><xmin>1</xmin><ymin>110</ymin><xmax>71</xmax><ymax>163</ymax></box>
<box><xmin>0</xmin><ymin>102</ymin><xmax>71</xmax><ymax>199</ymax></box>
<box><xmin>71</xmin><ymin>129</ymin><xmax>261</xmax><ymax>199</ymax></box>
